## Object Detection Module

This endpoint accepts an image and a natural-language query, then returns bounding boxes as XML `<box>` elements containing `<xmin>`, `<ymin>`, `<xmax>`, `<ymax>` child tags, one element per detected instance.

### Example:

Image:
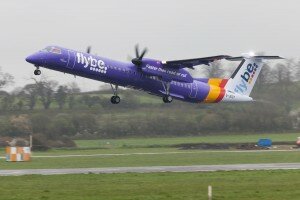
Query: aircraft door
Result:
<box><xmin>189</xmin><ymin>82</ymin><xmax>197</xmax><ymax>98</ymax></box>
<box><xmin>66</xmin><ymin>50</ymin><xmax>76</xmax><ymax>69</ymax></box>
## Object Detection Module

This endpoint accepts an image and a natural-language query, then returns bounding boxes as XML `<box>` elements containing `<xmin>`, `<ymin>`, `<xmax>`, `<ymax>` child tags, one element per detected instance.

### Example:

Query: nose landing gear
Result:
<box><xmin>34</xmin><ymin>66</ymin><xmax>41</xmax><ymax>75</ymax></box>
<box><xmin>111</xmin><ymin>95</ymin><xmax>121</xmax><ymax>104</ymax></box>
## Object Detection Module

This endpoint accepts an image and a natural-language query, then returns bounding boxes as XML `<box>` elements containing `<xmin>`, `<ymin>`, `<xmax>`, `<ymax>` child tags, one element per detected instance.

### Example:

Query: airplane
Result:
<box><xmin>25</xmin><ymin>45</ymin><xmax>283</xmax><ymax>104</ymax></box>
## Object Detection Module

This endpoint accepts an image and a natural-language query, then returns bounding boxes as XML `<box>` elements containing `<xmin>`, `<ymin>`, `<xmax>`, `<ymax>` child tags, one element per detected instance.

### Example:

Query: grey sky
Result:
<box><xmin>0</xmin><ymin>0</ymin><xmax>299</xmax><ymax>91</ymax></box>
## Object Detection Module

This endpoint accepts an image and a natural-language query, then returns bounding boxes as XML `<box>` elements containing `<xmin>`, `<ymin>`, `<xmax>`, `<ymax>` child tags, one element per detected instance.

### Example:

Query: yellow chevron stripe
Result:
<box><xmin>208</xmin><ymin>78</ymin><xmax>222</xmax><ymax>87</ymax></box>
<box><xmin>204</xmin><ymin>85</ymin><xmax>221</xmax><ymax>103</ymax></box>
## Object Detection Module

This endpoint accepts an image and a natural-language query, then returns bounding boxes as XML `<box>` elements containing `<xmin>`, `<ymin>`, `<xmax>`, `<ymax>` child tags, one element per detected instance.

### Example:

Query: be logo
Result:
<box><xmin>241</xmin><ymin>63</ymin><xmax>258</xmax><ymax>84</ymax></box>
<box><xmin>234</xmin><ymin>63</ymin><xmax>259</xmax><ymax>94</ymax></box>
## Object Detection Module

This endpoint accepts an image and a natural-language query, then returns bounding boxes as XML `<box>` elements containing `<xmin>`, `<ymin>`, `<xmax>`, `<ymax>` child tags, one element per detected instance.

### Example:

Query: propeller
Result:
<box><xmin>86</xmin><ymin>46</ymin><xmax>91</xmax><ymax>54</ymax></box>
<box><xmin>131</xmin><ymin>44</ymin><xmax>148</xmax><ymax>66</ymax></box>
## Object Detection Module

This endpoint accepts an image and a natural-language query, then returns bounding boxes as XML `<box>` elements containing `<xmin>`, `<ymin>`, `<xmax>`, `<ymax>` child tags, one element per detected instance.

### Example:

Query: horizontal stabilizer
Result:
<box><xmin>226</xmin><ymin>56</ymin><xmax>284</xmax><ymax>61</ymax></box>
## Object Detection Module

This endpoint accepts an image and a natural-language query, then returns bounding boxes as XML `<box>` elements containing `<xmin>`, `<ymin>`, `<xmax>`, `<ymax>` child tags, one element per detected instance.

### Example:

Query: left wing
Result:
<box><xmin>162</xmin><ymin>55</ymin><xmax>231</xmax><ymax>69</ymax></box>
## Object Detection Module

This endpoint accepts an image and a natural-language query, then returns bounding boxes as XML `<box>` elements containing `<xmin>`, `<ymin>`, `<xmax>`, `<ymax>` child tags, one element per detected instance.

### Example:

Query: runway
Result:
<box><xmin>1</xmin><ymin>163</ymin><xmax>300</xmax><ymax>176</ymax></box>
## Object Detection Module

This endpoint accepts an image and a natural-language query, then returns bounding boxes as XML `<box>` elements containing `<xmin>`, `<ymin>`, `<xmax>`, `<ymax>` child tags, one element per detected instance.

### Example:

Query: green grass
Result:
<box><xmin>0</xmin><ymin>170</ymin><xmax>300</xmax><ymax>200</ymax></box>
<box><xmin>0</xmin><ymin>133</ymin><xmax>299</xmax><ymax>170</ymax></box>
<box><xmin>75</xmin><ymin>132</ymin><xmax>300</xmax><ymax>148</ymax></box>
<box><xmin>1</xmin><ymin>149</ymin><xmax>300</xmax><ymax>169</ymax></box>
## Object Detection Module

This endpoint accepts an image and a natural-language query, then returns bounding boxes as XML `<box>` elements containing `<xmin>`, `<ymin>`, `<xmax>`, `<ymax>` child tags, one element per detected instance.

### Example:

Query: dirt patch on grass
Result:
<box><xmin>174</xmin><ymin>141</ymin><xmax>296</xmax><ymax>150</ymax></box>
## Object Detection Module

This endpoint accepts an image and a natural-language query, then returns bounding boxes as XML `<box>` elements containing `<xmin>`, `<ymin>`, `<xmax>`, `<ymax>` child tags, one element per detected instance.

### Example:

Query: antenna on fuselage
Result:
<box><xmin>86</xmin><ymin>46</ymin><xmax>91</xmax><ymax>54</ymax></box>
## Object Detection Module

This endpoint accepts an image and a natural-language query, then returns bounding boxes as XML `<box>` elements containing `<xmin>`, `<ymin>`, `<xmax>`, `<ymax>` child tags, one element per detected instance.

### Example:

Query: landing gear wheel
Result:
<box><xmin>111</xmin><ymin>96</ymin><xmax>121</xmax><ymax>104</ymax></box>
<box><xmin>163</xmin><ymin>95</ymin><xmax>173</xmax><ymax>103</ymax></box>
<box><xmin>34</xmin><ymin>69</ymin><xmax>41</xmax><ymax>75</ymax></box>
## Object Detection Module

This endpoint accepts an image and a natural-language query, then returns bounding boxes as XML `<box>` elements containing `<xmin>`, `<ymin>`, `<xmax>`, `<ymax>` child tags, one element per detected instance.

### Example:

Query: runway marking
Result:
<box><xmin>0</xmin><ymin>149</ymin><xmax>299</xmax><ymax>159</ymax></box>
<box><xmin>1</xmin><ymin>163</ymin><xmax>300</xmax><ymax>176</ymax></box>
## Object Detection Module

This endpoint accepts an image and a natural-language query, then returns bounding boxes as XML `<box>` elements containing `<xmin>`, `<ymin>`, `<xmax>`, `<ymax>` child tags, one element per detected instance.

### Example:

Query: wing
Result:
<box><xmin>162</xmin><ymin>55</ymin><xmax>231</xmax><ymax>69</ymax></box>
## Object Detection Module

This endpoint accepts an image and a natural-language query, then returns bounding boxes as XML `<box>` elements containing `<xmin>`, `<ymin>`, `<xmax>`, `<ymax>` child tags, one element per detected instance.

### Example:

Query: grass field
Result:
<box><xmin>1</xmin><ymin>148</ymin><xmax>300</xmax><ymax>169</ymax></box>
<box><xmin>0</xmin><ymin>170</ymin><xmax>300</xmax><ymax>200</ymax></box>
<box><xmin>75</xmin><ymin>132</ymin><xmax>300</xmax><ymax>148</ymax></box>
<box><xmin>0</xmin><ymin>133</ymin><xmax>299</xmax><ymax>169</ymax></box>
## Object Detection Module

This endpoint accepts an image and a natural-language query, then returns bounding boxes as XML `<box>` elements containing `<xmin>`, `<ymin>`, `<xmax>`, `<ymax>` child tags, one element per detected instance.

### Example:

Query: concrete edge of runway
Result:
<box><xmin>1</xmin><ymin>163</ymin><xmax>300</xmax><ymax>176</ymax></box>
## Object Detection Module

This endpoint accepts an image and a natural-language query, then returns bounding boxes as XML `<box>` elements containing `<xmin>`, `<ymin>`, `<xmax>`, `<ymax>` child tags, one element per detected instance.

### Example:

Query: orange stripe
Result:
<box><xmin>215</xmin><ymin>88</ymin><xmax>225</xmax><ymax>102</ymax></box>
<box><xmin>10</xmin><ymin>154</ymin><xmax>17</xmax><ymax>161</ymax></box>
<box><xmin>17</xmin><ymin>147</ymin><xmax>23</xmax><ymax>154</ymax></box>
<box><xmin>219</xmin><ymin>79</ymin><xmax>228</xmax><ymax>88</ymax></box>
<box><xmin>23</xmin><ymin>153</ymin><xmax>31</xmax><ymax>161</ymax></box>
<box><xmin>6</xmin><ymin>147</ymin><xmax>10</xmax><ymax>154</ymax></box>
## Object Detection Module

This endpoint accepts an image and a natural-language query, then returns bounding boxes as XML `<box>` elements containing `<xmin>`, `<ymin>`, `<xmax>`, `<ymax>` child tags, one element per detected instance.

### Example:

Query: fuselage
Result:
<box><xmin>25</xmin><ymin>46</ymin><xmax>252</xmax><ymax>103</ymax></box>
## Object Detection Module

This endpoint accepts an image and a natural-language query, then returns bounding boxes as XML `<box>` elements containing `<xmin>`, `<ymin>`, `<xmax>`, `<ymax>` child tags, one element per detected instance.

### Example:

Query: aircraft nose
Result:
<box><xmin>26</xmin><ymin>54</ymin><xmax>40</xmax><ymax>64</ymax></box>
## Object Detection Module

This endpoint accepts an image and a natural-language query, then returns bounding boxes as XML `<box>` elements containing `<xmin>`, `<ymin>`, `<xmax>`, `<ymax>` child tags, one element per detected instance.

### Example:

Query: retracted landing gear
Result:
<box><xmin>161</xmin><ymin>81</ymin><xmax>172</xmax><ymax>103</ymax></box>
<box><xmin>34</xmin><ymin>65</ymin><xmax>41</xmax><ymax>75</ymax></box>
<box><xmin>110</xmin><ymin>84</ymin><xmax>120</xmax><ymax>104</ymax></box>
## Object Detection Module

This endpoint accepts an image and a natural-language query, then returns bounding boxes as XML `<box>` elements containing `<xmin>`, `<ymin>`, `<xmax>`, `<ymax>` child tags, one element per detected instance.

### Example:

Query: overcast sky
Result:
<box><xmin>0</xmin><ymin>0</ymin><xmax>299</xmax><ymax>91</ymax></box>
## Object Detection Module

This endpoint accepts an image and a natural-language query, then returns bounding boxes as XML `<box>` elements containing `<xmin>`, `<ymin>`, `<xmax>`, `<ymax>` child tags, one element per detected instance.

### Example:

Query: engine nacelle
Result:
<box><xmin>141</xmin><ymin>59</ymin><xmax>193</xmax><ymax>83</ymax></box>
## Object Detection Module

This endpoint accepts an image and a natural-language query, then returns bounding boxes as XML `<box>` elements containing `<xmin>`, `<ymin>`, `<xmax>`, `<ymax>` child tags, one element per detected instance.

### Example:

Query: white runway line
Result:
<box><xmin>1</xmin><ymin>163</ymin><xmax>300</xmax><ymax>176</ymax></box>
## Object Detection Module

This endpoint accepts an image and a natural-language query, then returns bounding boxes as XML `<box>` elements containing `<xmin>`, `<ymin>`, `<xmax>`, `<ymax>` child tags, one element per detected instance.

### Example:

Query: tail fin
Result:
<box><xmin>224</xmin><ymin>54</ymin><xmax>283</xmax><ymax>96</ymax></box>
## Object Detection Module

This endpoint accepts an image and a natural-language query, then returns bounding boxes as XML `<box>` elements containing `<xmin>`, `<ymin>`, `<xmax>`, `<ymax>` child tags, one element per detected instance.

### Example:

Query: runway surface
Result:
<box><xmin>1</xmin><ymin>163</ymin><xmax>300</xmax><ymax>176</ymax></box>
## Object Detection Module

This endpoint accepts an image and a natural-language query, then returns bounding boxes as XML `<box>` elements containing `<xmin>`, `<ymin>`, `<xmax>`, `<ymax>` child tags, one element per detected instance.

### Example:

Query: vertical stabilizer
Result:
<box><xmin>225</xmin><ymin>55</ymin><xmax>283</xmax><ymax>96</ymax></box>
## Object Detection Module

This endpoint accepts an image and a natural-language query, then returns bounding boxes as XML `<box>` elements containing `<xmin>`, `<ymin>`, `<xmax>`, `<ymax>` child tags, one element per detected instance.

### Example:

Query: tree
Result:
<box><xmin>201</xmin><ymin>61</ymin><xmax>225</xmax><ymax>78</ymax></box>
<box><xmin>0</xmin><ymin>67</ymin><xmax>14</xmax><ymax>89</ymax></box>
<box><xmin>81</xmin><ymin>95</ymin><xmax>100</xmax><ymax>108</ymax></box>
<box><xmin>271</xmin><ymin>60</ymin><xmax>297</xmax><ymax>113</ymax></box>
<box><xmin>31</xmin><ymin>113</ymin><xmax>51</xmax><ymax>134</ymax></box>
<box><xmin>55</xmin><ymin>85</ymin><xmax>68</xmax><ymax>109</ymax></box>
<box><xmin>47</xmin><ymin>114</ymin><xmax>75</xmax><ymax>138</ymax></box>
<box><xmin>35</xmin><ymin>78</ymin><xmax>58</xmax><ymax>110</ymax></box>
<box><xmin>67</xmin><ymin>82</ymin><xmax>81</xmax><ymax>93</ymax></box>
<box><xmin>23</xmin><ymin>84</ymin><xmax>38</xmax><ymax>110</ymax></box>
<box><xmin>0</xmin><ymin>92</ymin><xmax>15</xmax><ymax>111</ymax></box>
<box><xmin>16</xmin><ymin>100</ymin><xmax>24</xmax><ymax>111</ymax></box>
<box><xmin>67</xmin><ymin>82</ymin><xmax>80</xmax><ymax>109</ymax></box>
<box><xmin>256</xmin><ymin>63</ymin><xmax>272</xmax><ymax>90</ymax></box>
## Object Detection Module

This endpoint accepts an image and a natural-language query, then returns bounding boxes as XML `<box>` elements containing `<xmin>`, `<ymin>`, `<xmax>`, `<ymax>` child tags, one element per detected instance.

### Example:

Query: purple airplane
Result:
<box><xmin>26</xmin><ymin>46</ymin><xmax>282</xmax><ymax>104</ymax></box>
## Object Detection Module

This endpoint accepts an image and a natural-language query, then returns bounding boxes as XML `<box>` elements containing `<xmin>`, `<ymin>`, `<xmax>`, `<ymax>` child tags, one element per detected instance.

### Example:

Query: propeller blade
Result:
<box><xmin>135</xmin><ymin>44</ymin><xmax>139</xmax><ymax>58</ymax></box>
<box><xmin>131</xmin><ymin>44</ymin><xmax>148</xmax><ymax>66</ymax></box>
<box><xmin>86</xmin><ymin>46</ymin><xmax>91</xmax><ymax>54</ymax></box>
<box><xmin>139</xmin><ymin>48</ymin><xmax>148</xmax><ymax>59</ymax></box>
<box><xmin>127</xmin><ymin>55</ymin><xmax>134</xmax><ymax>61</ymax></box>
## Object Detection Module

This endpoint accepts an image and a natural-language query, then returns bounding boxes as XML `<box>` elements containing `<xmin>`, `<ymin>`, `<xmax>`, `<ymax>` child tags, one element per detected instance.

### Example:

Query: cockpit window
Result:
<box><xmin>51</xmin><ymin>47</ymin><xmax>61</xmax><ymax>54</ymax></box>
<box><xmin>41</xmin><ymin>47</ymin><xmax>52</xmax><ymax>52</ymax></box>
<box><xmin>41</xmin><ymin>46</ymin><xmax>61</xmax><ymax>54</ymax></box>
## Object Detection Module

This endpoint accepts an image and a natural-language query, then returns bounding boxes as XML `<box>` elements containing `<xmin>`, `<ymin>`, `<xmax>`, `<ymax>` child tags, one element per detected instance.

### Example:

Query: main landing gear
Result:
<box><xmin>110</xmin><ymin>84</ymin><xmax>120</xmax><ymax>104</ymax></box>
<box><xmin>34</xmin><ymin>66</ymin><xmax>41</xmax><ymax>75</ymax></box>
<box><xmin>161</xmin><ymin>81</ymin><xmax>173</xmax><ymax>103</ymax></box>
<box><xmin>163</xmin><ymin>95</ymin><xmax>173</xmax><ymax>103</ymax></box>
